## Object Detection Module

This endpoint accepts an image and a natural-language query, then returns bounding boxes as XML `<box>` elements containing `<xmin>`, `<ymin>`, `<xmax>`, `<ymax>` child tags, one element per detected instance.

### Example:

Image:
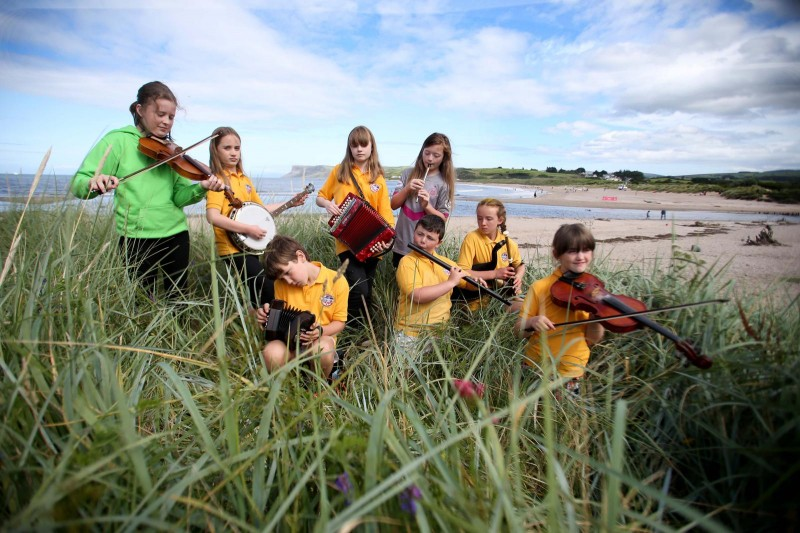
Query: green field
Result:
<box><xmin>2</xmin><ymin>197</ymin><xmax>799</xmax><ymax>530</ymax></box>
<box><xmin>442</xmin><ymin>167</ymin><xmax>800</xmax><ymax>204</ymax></box>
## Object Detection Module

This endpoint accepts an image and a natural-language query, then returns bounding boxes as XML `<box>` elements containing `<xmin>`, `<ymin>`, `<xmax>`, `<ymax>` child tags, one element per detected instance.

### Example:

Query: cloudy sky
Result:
<box><xmin>1</xmin><ymin>0</ymin><xmax>799</xmax><ymax>177</ymax></box>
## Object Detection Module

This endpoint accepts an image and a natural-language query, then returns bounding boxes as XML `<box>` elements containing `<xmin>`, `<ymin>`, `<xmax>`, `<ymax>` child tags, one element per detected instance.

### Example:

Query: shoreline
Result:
<box><xmin>468</xmin><ymin>183</ymin><xmax>800</xmax><ymax>216</ymax></box>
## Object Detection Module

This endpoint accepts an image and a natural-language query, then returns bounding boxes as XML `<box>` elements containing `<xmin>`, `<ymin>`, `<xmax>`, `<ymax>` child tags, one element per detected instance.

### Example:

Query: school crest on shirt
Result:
<box><xmin>501</xmin><ymin>252</ymin><xmax>509</xmax><ymax>262</ymax></box>
<box><xmin>370</xmin><ymin>183</ymin><xmax>380</xmax><ymax>192</ymax></box>
<box><xmin>321</xmin><ymin>293</ymin><xmax>334</xmax><ymax>307</ymax></box>
<box><xmin>441</xmin><ymin>266</ymin><xmax>451</xmax><ymax>276</ymax></box>
<box><xmin>245</xmin><ymin>184</ymin><xmax>253</xmax><ymax>194</ymax></box>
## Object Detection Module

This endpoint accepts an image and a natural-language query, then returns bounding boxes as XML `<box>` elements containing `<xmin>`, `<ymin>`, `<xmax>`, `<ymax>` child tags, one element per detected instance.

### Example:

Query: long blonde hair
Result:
<box><xmin>409</xmin><ymin>132</ymin><xmax>456</xmax><ymax>205</ymax></box>
<box><xmin>208</xmin><ymin>126</ymin><xmax>245</xmax><ymax>187</ymax></box>
<box><xmin>336</xmin><ymin>125</ymin><xmax>384</xmax><ymax>185</ymax></box>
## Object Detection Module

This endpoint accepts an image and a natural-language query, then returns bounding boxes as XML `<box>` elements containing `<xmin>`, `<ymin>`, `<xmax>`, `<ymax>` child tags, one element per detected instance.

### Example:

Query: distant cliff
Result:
<box><xmin>279</xmin><ymin>165</ymin><xmax>333</xmax><ymax>180</ymax></box>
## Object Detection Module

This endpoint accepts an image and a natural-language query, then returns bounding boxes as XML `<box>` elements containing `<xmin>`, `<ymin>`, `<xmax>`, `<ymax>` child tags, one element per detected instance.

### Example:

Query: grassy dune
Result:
<box><xmin>1</xmin><ymin>194</ymin><xmax>798</xmax><ymax>531</ymax></box>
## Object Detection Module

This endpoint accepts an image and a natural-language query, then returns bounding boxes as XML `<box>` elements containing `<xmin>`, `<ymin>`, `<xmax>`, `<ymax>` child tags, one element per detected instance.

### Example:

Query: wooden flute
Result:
<box><xmin>408</xmin><ymin>243</ymin><xmax>512</xmax><ymax>306</ymax></box>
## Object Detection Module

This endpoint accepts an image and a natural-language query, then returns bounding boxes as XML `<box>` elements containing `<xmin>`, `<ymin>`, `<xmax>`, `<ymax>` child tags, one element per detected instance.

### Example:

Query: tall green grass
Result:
<box><xmin>1</xmin><ymin>191</ymin><xmax>798</xmax><ymax>531</ymax></box>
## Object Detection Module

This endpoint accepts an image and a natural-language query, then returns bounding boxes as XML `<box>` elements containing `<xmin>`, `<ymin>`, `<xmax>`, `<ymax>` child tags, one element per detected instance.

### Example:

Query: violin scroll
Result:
<box><xmin>674</xmin><ymin>340</ymin><xmax>713</xmax><ymax>369</ymax></box>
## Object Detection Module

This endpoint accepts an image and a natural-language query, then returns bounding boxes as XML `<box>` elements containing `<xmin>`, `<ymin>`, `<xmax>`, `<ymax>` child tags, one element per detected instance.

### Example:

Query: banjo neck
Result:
<box><xmin>269</xmin><ymin>183</ymin><xmax>315</xmax><ymax>217</ymax></box>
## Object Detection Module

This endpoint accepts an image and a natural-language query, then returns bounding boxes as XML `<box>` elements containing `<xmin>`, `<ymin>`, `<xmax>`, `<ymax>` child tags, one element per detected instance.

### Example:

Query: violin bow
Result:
<box><xmin>408</xmin><ymin>243</ymin><xmax>512</xmax><ymax>306</ymax></box>
<box><xmin>116</xmin><ymin>133</ymin><xmax>219</xmax><ymax>184</ymax></box>
<box><xmin>524</xmin><ymin>298</ymin><xmax>728</xmax><ymax>332</ymax></box>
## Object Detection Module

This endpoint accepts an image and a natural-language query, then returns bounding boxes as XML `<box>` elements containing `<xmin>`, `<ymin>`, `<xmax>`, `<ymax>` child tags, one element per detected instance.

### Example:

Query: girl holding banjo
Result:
<box><xmin>206</xmin><ymin>126</ymin><xmax>308</xmax><ymax>310</ymax></box>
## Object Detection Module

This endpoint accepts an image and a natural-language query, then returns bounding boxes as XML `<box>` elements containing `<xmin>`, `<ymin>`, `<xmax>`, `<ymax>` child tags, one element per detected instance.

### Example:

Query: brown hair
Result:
<box><xmin>335</xmin><ymin>125</ymin><xmax>384</xmax><ymax>185</ymax></box>
<box><xmin>416</xmin><ymin>213</ymin><xmax>447</xmax><ymax>241</ymax></box>
<box><xmin>260</xmin><ymin>235</ymin><xmax>310</xmax><ymax>279</ymax></box>
<box><xmin>476</xmin><ymin>198</ymin><xmax>507</xmax><ymax>233</ymax></box>
<box><xmin>409</xmin><ymin>132</ymin><xmax>456</xmax><ymax>206</ymax></box>
<box><xmin>208</xmin><ymin>126</ymin><xmax>245</xmax><ymax>186</ymax></box>
<box><xmin>552</xmin><ymin>223</ymin><xmax>596</xmax><ymax>257</ymax></box>
<box><xmin>128</xmin><ymin>81</ymin><xmax>178</xmax><ymax>138</ymax></box>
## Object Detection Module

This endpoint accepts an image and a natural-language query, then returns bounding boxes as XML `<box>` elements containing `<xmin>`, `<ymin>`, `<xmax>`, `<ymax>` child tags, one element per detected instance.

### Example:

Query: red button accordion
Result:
<box><xmin>264</xmin><ymin>300</ymin><xmax>316</xmax><ymax>347</ymax></box>
<box><xmin>328</xmin><ymin>192</ymin><xmax>396</xmax><ymax>261</ymax></box>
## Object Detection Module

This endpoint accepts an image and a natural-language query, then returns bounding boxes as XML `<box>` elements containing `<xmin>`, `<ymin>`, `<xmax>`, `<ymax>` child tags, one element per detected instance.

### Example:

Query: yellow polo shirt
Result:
<box><xmin>317</xmin><ymin>164</ymin><xmax>395</xmax><ymax>256</ymax></box>
<box><xmin>395</xmin><ymin>250</ymin><xmax>467</xmax><ymax>337</ymax></box>
<box><xmin>274</xmin><ymin>262</ymin><xmax>349</xmax><ymax>329</ymax></box>
<box><xmin>519</xmin><ymin>268</ymin><xmax>592</xmax><ymax>378</ymax></box>
<box><xmin>456</xmin><ymin>229</ymin><xmax>523</xmax><ymax>273</ymax></box>
<box><xmin>206</xmin><ymin>171</ymin><xmax>265</xmax><ymax>257</ymax></box>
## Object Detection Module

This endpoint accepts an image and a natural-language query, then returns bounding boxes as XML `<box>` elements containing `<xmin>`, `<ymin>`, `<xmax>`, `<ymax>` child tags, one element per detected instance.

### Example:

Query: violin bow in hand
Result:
<box><xmin>524</xmin><ymin>299</ymin><xmax>729</xmax><ymax>331</ymax></box>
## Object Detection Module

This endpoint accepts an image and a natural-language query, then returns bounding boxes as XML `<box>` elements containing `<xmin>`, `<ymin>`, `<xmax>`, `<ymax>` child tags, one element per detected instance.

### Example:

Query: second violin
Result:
<box><xmin>549</xmin><ymin>270</ymin><xmax>713</xmax><ymax>369</ymax></box>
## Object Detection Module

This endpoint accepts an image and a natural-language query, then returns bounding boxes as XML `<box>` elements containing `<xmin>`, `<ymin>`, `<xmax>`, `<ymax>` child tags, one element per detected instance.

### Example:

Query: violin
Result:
<box><xmin>549</xmin><ymin>271</ymin><xmax>713</xmax><ymax>369</ymax></box>
<box><xmin>137</xmin><ymin>136</ymin><xmax>243</xmax><ymax>208</ymax></box>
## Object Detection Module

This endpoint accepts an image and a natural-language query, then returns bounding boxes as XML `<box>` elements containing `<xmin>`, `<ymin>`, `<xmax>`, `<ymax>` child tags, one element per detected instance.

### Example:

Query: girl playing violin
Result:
<box><xmin>205</xmin><ymin>126</ymin><xmax>306</xmax><ymax>310</ymax></box>
<box><xmin>316</xmin><ymin>126</ymin><xmax>395</xmax><ymax>328</ymax></box>
<box><xmin>70</xmin><ymin>81</ymin><xmax>224</xmax><ymax>298</ymax></box>
<box><xmin>514</xmin><ymin>223</ymin><xmax>605</xmax><ymax>394</ymax></box>
<box><xmin>390</xmin><ymin>132</ymin><xmax>456</xmax><ymax>267</ymax></box>
<box><xmin>455</xmin><ymin>198</ymin><xmax>525</xmax><ymax>311</ymax></box>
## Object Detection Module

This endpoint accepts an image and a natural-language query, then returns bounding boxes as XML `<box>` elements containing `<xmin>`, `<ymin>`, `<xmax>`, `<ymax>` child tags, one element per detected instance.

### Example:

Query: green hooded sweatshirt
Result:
<box><xmin>71</xmin><ymin>125</ymin><xmax>207</xmax><ymax>238</ymax></box>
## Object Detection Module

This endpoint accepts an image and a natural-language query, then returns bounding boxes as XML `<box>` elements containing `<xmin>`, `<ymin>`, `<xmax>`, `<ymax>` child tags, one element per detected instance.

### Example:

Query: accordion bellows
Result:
<box><xmin>328</xmin><ymin>193</ymin><xmax>395</xmax><ymax>261</ymax></box>
<box><xmin>264</xmin><ymin>300</ymin><xmax>316</xmax><ymax>346</ymax></box>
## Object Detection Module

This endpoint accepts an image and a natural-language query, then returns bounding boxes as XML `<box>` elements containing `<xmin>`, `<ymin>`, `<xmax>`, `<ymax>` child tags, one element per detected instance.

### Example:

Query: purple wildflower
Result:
<box><xmin>399</xmin><ymin>484</ymin><xmax>422</xmax><ymax>515</ymax></box>
<box><xmin>333</xmin><ymin>472</ymin><xmax>353</xmax><ymax>505</ymax></box>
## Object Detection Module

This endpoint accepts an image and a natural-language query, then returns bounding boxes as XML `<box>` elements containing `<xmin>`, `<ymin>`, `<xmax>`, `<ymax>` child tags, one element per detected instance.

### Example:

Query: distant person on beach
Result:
<box><xmin>390</xmin><ymin>132</ymin><xmax>456</xmax><ymax>268</ymax></box>
<box><xmin>205</xmin><ymin>127</ymin><xmax>308</xmax><ymax>311</ymax></box>
<box><xmin>646</xmin><ymin>210</ymin><xmax>650</xmax><ymax>219</ymax></box>
<box><xmin>316</xmin><ymin>126</ymin><xmax>394</xmax><ymax>329</ymax></box>
<box><xmin>514</xmin><ymin>223</ymin><xmax>605</xmax><ymax>396</ymax></box>
<box><xmin>661</xmin><ymin>209</ymin><xmax>666</xmax><ymax>220</ymax></box>
<box><xmin>454</xmin><ymin>198</ymin><xmax>525</xmax><ymax>312</ymax></box>
<box><xmin>70</xmin><ymin>81</ymin><xmax>224</xmax><ymax>298</ymax></box>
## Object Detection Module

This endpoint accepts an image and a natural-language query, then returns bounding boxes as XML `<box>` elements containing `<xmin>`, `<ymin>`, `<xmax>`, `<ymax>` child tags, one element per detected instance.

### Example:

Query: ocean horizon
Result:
<box><xmin>2</xmin><ymin>173</ymin><xmax>798</xmax><ymax>223</ymax></box>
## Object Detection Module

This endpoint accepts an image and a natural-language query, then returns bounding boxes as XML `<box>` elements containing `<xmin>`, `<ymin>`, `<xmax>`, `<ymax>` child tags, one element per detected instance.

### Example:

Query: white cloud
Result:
<box><xmin>1</xmin><ymin>0</ymin><xmax>799</xmax><ymax>174</ymax></box>
<box><xmin>549</xmin><ymin>121</ymin><xmax>603</xmax><ymax>137</ymax></box>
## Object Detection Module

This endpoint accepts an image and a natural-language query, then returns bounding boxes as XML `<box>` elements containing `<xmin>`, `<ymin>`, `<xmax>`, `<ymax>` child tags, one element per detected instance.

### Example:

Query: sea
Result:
<box><xmin>2</xmin><ymin>173</ymin><xmax>798</xmax><ymax>223</ymax></box>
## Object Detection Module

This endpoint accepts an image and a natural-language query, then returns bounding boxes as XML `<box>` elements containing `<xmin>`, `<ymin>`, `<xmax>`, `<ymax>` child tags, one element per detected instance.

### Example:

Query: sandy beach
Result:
<box><xmin>444</xmin><ymin>188</ymin><xmax>800</xmax><ymax>295</ymax></box>
<box><xmin>506</xmin><ymin>186</ymin><xmax>800</xmax><ymax>215</ymax></box>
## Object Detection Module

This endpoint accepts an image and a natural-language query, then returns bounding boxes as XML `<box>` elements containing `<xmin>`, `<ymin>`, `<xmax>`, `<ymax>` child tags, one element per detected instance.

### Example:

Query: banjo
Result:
<box><xmin>228</xmin><ymin>183</ymin><xmax>315</xmax><ymax>254</ymax></box>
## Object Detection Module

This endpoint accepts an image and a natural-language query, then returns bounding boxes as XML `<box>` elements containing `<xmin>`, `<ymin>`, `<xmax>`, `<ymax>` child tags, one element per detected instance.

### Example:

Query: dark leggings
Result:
<box><xmin>119</xmin><ymin>231</ymin><xmax>191</xmax><ymax>299</ymax></box>
<box><xmin>338</xmin><ymin>251</ymin><xmax>379</xmax><ymax>328</ymax></box>
<box><xmin>222</xmin><ymin>253</ymin><xmax>275</xmax><ymax>309</ymax></box>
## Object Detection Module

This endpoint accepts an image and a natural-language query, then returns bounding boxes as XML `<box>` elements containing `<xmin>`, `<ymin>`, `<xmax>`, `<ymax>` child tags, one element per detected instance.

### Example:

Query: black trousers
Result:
<box><xmin>119</xmin><ymin>231</ymin><xmax>191</xmax><ymax>299</ymax></box>
<box><xmin>338</xmin><ymin>251</ymin><xmax>379</xmax><ymax>328</ymax></box>
<box><xmin>222</xmin><ymin>253</ymin><xmax>274</xmax><ymax>309</ymax></box>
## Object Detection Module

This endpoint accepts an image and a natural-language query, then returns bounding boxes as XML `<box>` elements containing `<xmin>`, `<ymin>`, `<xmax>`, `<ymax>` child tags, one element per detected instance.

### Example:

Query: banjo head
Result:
<box><xmin>228</xmin><ymin>202</ymin><xmax>277</xmax><ymax>253</ymax></box>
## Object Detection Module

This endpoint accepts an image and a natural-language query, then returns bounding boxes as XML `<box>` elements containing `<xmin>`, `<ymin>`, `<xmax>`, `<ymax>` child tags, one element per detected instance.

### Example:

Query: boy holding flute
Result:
<box><xmin>394</xmin><ymin>215</ymin><xmax>487</xmax><ymax>365</ymax></box>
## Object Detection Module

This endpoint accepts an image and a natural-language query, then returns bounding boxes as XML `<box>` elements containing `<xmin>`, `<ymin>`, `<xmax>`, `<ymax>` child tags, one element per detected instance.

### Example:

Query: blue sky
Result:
<box><xmin>1</xmin><ymin>0</ymin><xmax>799</xmax><ymax>177</ymax></box>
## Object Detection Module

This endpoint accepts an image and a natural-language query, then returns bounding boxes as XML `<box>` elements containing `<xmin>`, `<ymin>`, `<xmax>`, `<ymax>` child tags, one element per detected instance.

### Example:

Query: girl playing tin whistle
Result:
<box><xmin>390</xmin><ymin>132</ymin><xmax>456</xmax><ymax>268</ymax></box>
